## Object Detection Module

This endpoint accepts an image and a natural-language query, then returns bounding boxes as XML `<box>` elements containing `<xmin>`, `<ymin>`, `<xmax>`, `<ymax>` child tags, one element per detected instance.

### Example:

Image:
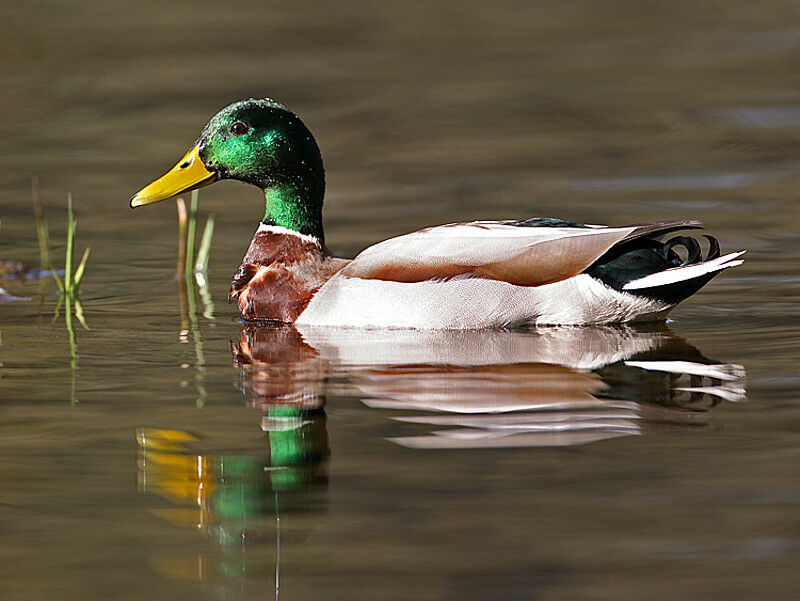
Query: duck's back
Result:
<box><xmin>294</xmin><ymin>219</ymin><xmax>743</xmax><ymax>329</ymax></box>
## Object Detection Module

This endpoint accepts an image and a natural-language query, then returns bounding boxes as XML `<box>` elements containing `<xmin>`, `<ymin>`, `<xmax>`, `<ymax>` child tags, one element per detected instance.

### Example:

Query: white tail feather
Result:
<box><xmin>623</xmin><ymin>251</ymin><xmax>745</xmax><ymax>291</ymax></box>
<box><xmin>624</xmin><ymin>360</ymin><xmax>744</xmax><ymax>381</ymax></box>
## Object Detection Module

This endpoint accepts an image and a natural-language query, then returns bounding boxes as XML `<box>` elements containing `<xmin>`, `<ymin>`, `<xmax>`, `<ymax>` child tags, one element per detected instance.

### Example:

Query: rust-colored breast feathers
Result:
<box><xmin>229</xmin><ymin>229</ymin><xmax>343</xmax><ymax>322</ymax></box>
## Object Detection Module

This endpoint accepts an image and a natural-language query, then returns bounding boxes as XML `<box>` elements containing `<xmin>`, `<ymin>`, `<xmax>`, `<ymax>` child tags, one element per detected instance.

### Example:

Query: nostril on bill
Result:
<box><xmin>179</xmin><ymin>161</ymin><xmax>190</xmax><ymax>169</ymax></box>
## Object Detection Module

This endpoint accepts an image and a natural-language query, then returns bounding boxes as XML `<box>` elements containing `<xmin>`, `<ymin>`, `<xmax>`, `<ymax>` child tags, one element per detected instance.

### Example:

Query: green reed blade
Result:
<box><xmin>196</xmin><ymin>270</ymin><xmax>216</xmax><ymax>321</ymax></box>
<box><xmin>185</xmin><ymin>189</ymin><xmax>199</xmax><ymax>279</ymax></box>
<box><xmin>176</xmin><ymin>197</ymin><xmax>188</xmax><ymax>279</ymax></box>
<box><xmin>73</xmin><ymin>248</ymin><xmax>91</xmax><ymax>289</ymax></box>
<box><xmin>64</xmin><ymin>193</ymin><xmax>74</xmax><ymax>293</ymax></box>
<box><xmin>47</xmin><ymin>256</ymin><xmax>64</xmax><ymax>291</ymax></box>
<box><xmin>73</xmin><ymin>296</ymin><xmax>89</xmax><ymax>330</ymax></box>
<box><xmin>52</xmin><ymin>293</ymin><xmax>64</xmax><ymax>321</ymax></box>
<box><xmin>194</xmin><ymin>214</ymin><xmax>215</xmax><ymax>274</ymax></box>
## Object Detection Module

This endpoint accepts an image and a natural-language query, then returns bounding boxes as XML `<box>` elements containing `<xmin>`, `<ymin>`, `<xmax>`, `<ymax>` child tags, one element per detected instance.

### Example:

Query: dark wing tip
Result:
<box><xmin>621</xmin><ymin>220</ymin><xmax>704</xmax><ymax>242</ymax></box>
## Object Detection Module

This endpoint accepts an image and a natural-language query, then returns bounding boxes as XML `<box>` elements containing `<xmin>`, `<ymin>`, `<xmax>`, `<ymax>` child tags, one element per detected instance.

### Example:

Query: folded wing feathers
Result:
<box><xmin>474</xmin><ymin>228</ymin><xmax>635</xmax><ymax>286</ymax></box>
<box><xmin>338</xmin><ymin>219</ymin><xmax>736</xmax><ymax>289</ymax></box>
<box><xmin>342</xmin><ymin>223</ymin><xmax>637</xmax><ymax>287</ymax></box>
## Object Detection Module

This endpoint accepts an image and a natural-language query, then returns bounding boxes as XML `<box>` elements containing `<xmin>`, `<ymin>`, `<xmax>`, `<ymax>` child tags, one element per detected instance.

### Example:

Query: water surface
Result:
<box><xmin>1</xmin><ymin>2</ymin><xmax>798</xmax><ymax>599</ymax></box>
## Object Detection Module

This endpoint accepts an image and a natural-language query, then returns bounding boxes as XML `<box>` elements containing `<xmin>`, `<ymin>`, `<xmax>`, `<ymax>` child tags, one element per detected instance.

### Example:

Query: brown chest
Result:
<box><xmin>229</xmin><ymin>228</ymin><xmax>345</xmax><ymax>322</ymax></box>
<box><xmin>235</xmin><ymin>264</ymin><xmax>316</xmax><ymax>321</ymax></box>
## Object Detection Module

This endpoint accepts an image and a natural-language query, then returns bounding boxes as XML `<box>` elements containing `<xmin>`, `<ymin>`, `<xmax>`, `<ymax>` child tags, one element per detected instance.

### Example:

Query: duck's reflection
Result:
<box><xmin>137</xmin><ymin>323</ymin><xmax>744</xmax><ymax>589</ymax></box>
<box><xmin>230</xmin><ymin>324</ymin><xmax>330</xmax><ymax>410</ymax></box>
<box><xmin>234</xmin><ymin>324</ymin><xmax>744</xmax><ymax>449</ymax></box>
<box><xmin>136</xmin><ymin>392</ymin><xmax>328</xmax><ymax>583</ymax></box>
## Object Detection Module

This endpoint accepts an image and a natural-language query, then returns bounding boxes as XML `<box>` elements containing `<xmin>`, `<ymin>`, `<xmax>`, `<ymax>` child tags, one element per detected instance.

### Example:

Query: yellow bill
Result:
<box><xmin>130</xmin><ymin>143</ymin><xmax>217</xmax><ymax>208</ymax></box>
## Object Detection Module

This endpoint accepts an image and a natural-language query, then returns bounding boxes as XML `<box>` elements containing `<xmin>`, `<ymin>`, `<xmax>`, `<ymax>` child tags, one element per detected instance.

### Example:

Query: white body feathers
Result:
<box><xmin>290</xmin><ymin>220</ymin><xmax>743</xmax><ymax>329</ymax></box>
<box><xmin>297</xmin><ymin>273</ymin><xmax>669</xmax><ymax>328</ymax></box>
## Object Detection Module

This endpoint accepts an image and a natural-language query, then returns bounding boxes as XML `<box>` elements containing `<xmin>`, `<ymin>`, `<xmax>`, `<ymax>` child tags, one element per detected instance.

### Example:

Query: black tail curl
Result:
<box><xmin>586</xmin><ymin>232</ymin><xmax>723</xmax><ymax>304</ymax></box>
<box><xmin>663</xmin><ymin>234</ymin><xmax>720</xmax><ymax>266</ymax></box>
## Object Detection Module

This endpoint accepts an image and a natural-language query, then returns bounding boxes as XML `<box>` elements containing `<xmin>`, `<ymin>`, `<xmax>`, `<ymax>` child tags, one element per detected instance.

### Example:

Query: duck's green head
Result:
<box><xmin>131</xmin><ymin>98</ymin><xmax>326</xmax><ymax>240</ymax></box>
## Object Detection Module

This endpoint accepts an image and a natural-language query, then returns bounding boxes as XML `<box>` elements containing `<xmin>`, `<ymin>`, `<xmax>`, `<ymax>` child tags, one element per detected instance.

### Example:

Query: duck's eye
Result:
<box><xmin>229</xmin><ymin>121</ymin><xmax>249</xmax><ymax>136</ymax></box>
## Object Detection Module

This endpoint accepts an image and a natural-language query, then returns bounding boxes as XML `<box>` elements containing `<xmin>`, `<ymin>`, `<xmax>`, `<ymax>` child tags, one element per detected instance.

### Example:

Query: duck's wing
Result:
<box><xmin>339</xmin><ymin>220</ymin><xmax>696</xmax><ymax>287</ymax></box>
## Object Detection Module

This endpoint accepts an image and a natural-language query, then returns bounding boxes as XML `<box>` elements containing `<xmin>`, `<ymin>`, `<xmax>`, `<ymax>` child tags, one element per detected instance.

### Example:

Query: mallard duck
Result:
<box><xmin>131</xmin><ymin>98</ymin><xmax>744</xmax><ymax>328</ymax></box>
